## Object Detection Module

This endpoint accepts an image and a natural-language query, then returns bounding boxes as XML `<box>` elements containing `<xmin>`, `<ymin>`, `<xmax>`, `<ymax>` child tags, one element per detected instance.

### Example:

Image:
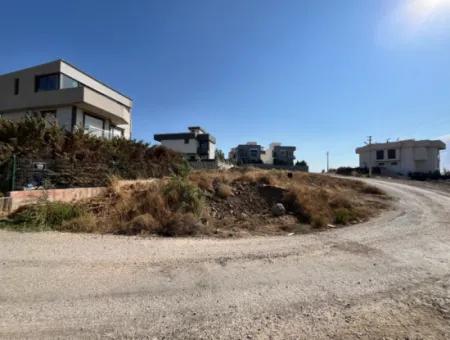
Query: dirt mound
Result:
<box><xmin>4</xmin><ymin>169</ymin><xmax>390</xmax><ymax>237</ymax></box>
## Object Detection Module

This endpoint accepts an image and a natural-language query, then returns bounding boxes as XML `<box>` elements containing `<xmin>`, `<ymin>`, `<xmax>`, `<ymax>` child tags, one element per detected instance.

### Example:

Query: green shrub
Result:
<box><xmin>163</xmin><ymin>176</ymin><xmax>204</xmax><ymax>216</ymax></box>
<box><xmin>7</xmin><ymin>201</ymin><xmax>84</xmax><ymax>231</ymax></box>
<box><xmin>0</xmin><ymin>117</ymin><xmax>185</xmax><ymax>191</ymax></box>
<box><xmin>334</xmin><ymin>208</ymin><xmax>354</xmax><ymax>225</ymax></box>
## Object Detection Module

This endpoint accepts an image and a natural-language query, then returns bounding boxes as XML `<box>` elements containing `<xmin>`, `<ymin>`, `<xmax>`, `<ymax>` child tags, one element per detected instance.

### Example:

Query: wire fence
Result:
<box><xmin>0</xmin><ymin>157</ymin><xmax>124</xmax><ymax>192</ymax></box>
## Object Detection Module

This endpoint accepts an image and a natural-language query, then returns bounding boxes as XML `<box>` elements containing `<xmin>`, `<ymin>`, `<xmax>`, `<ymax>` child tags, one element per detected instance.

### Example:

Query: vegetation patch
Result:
<box><xmin>2</xmin><ymin>201</ymin><xmax>84</xmax><ymax>231</ymax></box>
<box><xmin>2</xmin><ymin>169</ymin><xmax>390</xmax><ymax>237</ymax></box>
<box><xmin>0</xmin><ymin>117</ymin><xmax>185</xmax><ymax>192</ymax></box>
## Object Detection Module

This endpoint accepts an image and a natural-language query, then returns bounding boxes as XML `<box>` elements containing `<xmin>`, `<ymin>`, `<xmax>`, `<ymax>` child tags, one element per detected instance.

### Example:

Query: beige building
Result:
<box><xmin>0</xmin><ymin>60</ymin><xmax>132</xmax><ymax>138</ymax></box>
<box><xmin>356</xmin><ymin>139</ymin><xmax>446</xmax><ymax>175</ymax></box>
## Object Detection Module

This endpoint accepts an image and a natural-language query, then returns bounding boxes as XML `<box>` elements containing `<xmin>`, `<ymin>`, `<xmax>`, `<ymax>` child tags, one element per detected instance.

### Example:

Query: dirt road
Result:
<box><xmin>0</xmin><ymin>179</ymin><xmax>449</xmax><ymax>339</ymax></box>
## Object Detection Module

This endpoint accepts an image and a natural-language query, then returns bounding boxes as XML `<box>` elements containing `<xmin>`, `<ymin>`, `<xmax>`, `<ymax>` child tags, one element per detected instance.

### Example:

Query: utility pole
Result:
<box><xmin>326</xmin><ymin>151</ymin><xmax>329</xmax><ymax>173</ymax></box>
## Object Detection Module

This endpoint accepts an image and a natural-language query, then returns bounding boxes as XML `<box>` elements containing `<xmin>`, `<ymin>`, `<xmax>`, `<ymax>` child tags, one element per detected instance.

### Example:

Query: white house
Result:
<box><xmin>154</xmin><ymin>126</ymin><xmax>216</xmax><ymax>160</ymax></box>
<box><xmin>356</xmin><ymin>139</ymin><xmax>446</xmax><ymax>175</ymax></box>
<box><xmin>0</xmin><ymin>60</ymin><xmax>132</xmax><ymax>139</ymax></box>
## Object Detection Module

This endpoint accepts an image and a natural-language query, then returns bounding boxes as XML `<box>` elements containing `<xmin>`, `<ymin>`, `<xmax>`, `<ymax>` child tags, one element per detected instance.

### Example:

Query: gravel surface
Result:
<box><xmin>0</xmin><ymin>179</ymin><xmax>449</xmax><ymax>339</ymax></box>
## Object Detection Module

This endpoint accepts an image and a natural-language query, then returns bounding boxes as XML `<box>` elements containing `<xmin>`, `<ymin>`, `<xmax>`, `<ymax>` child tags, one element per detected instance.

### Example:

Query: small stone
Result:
<box><xmin>327</xmin><ymin>224</ymin><xmax>336</xmax><ymax>228</ymax></box>
<box><xmin>271</xmin><ymin>203</ymin><xmax>286</xmax><ymax>216</ymax></box>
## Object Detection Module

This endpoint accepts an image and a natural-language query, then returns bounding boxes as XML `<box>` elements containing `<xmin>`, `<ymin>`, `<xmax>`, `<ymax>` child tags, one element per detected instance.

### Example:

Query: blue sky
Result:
<box><xmin>1</xmin><ymin>0</ymin><xmax>449</xmax><ymax>171</ymax></box>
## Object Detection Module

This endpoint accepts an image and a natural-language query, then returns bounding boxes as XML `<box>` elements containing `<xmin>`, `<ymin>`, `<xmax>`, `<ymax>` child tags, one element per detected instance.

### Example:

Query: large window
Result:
<box><xmin>60</xmin><ymin>74</ymin><xmax>80</xmax><ymax>89</ymax></box>
<box><xmin>35</xmin><ymin>74</ymin><xmax>59</xmax><ymax>92</ymax></box>
<box><xmin>250</xmin><ymin>149</ymin><xmax>258</xmax><ymax>158</ymax></box>
<box><xmin>35</xmin><ymin>73</ymin><xmax>81</xmax><ymax>92</ymax></box>
<box><xmin>387</xmin><ymin>149</ymin><xmax>396</xmax><ymax>159</ymax></box>
<box><xmin>84</xmin><ymin>113</ymin><xmax>104</xmax><ymax>137</ymax></box>
<box><xmin>376</xmin><ymin>150</ymin><xmax>384</xmax><ymax>160</ymax></box>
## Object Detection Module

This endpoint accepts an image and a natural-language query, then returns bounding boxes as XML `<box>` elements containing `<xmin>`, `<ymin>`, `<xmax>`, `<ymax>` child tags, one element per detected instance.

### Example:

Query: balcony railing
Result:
<box><xmin>85</xmin><ymin>125</ymin><xmax>123</xmax><ymax>139</ymax></box>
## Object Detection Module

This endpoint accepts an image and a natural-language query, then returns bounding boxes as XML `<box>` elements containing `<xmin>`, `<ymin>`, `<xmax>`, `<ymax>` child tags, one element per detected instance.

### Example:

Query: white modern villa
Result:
<box><xmin>356</xmin><ymin>139</ymin><xmax>446</xmax><ymax>175</ymax></box>
<box><xmin>0</xmin><ymin>60</ymin><xmax>132</xmax><ymax>139</ymax></box>
<box><xmin>154</xmin><ymin>126</ymin><xmax>216</xmax><ymax>160</ymax></box>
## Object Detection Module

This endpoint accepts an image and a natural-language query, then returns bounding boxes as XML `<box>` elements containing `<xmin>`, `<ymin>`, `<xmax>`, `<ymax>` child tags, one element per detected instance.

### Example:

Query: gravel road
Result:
<box><xmin>0</xmin><ymin>179</ymin><xmax>449</xmax><ymax>339</ymax></box>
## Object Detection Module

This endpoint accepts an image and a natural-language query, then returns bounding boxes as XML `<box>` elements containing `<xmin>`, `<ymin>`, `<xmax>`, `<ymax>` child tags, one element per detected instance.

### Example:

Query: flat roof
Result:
<box><xmin>356</xmin><ymin>139</ymin><xmax>446</xmax><ymax>153</ymax></box>
<box><xmin>0</xmin><ymin>59</ymin><xmax>132</xmax><ymax>101</ymax></box>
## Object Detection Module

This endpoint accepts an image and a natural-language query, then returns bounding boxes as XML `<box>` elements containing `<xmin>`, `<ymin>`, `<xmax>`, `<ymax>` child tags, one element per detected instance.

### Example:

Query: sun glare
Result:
<box><xmin>404</xmin><ymin>0</ymin><xmax>450</xmax><ymax>27</ymax></box>
<box><xmin>377</xmin><ymin>0</ymin><xmax>450</xmax><ymax>45</ymax></box>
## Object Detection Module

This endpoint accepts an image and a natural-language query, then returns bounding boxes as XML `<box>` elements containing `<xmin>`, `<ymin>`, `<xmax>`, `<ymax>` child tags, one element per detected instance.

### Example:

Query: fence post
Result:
<box><xmin>11</xmin><ymin>154</ymin><xmax>16</xmax><ymax>191</ymax></box>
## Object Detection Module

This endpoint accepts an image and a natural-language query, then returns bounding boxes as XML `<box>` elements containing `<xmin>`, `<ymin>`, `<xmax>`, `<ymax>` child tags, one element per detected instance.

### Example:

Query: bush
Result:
<box><xmin>0</xmin><ymin>117</ymin><xmax>185</xmax><ymax>191</ymax></box>
<box><xmin>334</xmin><ymin>208</ymin><xmax>353</xmax><ymax>225</ymax></box>
<box><xmin>409</xmin><ymin>171</ymin><xmax>450</xmax><ymax>181</ymax></box>
<box><xmin>336</xmin><ymin>167</ymin><xmax>369</xmax><ymax>176</ymax></box>
<box><xmin>163</xmin><ymin>176</ymin><xmax>204</xmax><ymax>215</ymax></box>
<box><xmin>158</xmin><ymin>213</ymin><xmax>201</xmax><ymax>236</ymax></box>
<box><xmin>119</xmin><ymin>213</ymin><xmax>160</xmax><ymax>235</ymax></box>
<box><xmin>58</xmin><ymin>213</ymin><xmax>99</xmax><ymax>233</ymax></box>
<box><xmin>7</xmin><ymin>201</ymin><xmax>84</xmax><ymax>231</ymax></box>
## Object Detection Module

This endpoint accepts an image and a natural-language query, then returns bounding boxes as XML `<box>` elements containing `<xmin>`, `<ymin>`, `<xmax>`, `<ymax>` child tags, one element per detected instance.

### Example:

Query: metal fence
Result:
<box><xmin>0</xmin><ymin>157</ymin><xmax>118</xmax><ymax>192</ymax></box>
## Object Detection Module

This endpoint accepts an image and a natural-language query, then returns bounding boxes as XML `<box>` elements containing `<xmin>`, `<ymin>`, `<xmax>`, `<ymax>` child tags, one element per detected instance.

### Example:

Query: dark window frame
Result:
<box><xmin>35</xmin><ymin>73</ymin><xmax>60</xmax><ymax>92</ymax></box>
<box><xmin>14</xmin><ymin>78</ymin><xmax>19</xmax><ymax>95</ymax></box>
<box><xmin>184</xmin><ymin>138</ymin><xmax>190</xmax><ymax>144</ymax></box>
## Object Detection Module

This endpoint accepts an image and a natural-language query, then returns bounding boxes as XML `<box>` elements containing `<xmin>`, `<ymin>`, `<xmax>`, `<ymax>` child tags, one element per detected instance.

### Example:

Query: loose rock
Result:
<box><xmin>272</xmin><ymin>203</ymin><xmax>286</xmax><ymax>217</ymax></box>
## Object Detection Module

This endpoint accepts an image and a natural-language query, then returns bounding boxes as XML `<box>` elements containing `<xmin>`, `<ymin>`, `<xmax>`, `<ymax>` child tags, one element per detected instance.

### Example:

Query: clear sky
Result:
<box><xmin>1</xmin><ymin>0</ymin><xmax>449</xmax><ymax>171</ymax></box>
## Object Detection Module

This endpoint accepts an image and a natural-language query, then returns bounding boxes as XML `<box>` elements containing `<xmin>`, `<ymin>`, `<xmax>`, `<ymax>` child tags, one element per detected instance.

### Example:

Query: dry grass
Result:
<box><xmin>58</xmin><ymin>176</ymin><xmax>205</xmax><ymax>236</ymax></box>
<box><xmin>5</xmin><ymin>169</ymin><xmax>389</xmax><ymax>236</ymax></box>
<box><xmin>216</xmin><ymin>183</ymin><xmax>233</xmax><ymax>199</ymax></box>
<box><xmin>189</xmin><ymin>168</ymin><xmax>388</xmax><ymax>229</ymax></box>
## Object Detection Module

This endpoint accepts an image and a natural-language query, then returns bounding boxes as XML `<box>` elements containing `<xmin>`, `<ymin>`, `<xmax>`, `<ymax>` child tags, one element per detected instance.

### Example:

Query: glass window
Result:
<box><xmin>35</xmin><ymin>74</ymin><xmax>59</xmax><ymax>92</ymax></box>
<box><xmin>376</xmin><ymin>150</ymin><xmax>384</xmax><ymax>160</ymax></box>
<box><xmin>84</xmin><ymin>113</ymin><xmax>104</xmax><ymax>137</ymax></box>
<box><xmin>388</xmin><ymin>149</ymin><xmax>396</xmax><ymax>159</ymax></box>
<box><xmin>60</xmin><ymin>74</ymin><xmax>80</xmax><ymax>89</ymax></box>
<box><xmin>250</xmin><ymin>149</ymin><xmax>258</xmax><ymax>157</ymax></box>
<box><xmin>111</xmin><ymin>126</ymin><xmax>124</xmax><ymax>138</ymax></box>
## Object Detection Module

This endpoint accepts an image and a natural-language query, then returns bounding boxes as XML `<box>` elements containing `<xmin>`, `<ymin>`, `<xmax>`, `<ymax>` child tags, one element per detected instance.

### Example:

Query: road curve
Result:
<box><xmin>0</xmin><ymin>179</ymin><xmax>449</xmax><ymax>339</ymax></box>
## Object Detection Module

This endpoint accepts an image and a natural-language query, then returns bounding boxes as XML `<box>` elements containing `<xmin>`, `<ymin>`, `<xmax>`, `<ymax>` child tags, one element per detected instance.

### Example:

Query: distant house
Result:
<box><xmin>0</xmin><ymin>60</ymin><xmax>132</xmax><ymax>139</ymax></box>
<box><xmin>154</xmin><ymin>126</ymin><xmax>216</xmax><ymax>160</ymax></box>
<box><xmin>356</xmin><ymin>139</ymin><xmax>446</xmax><ymax>175</ymax></box>
<box><xmin>230</xmin><ymin>142</ymin><xmax>296</xmax><ymax>165</ymax></box>
<box><xmin>229</xmin><ymin>142</ymin><xmax>263</xmax><ymax>164</ymax></box>
<box><xmin>261</xmin><ymin>143</ymin><xmax>296</xmax><ymax>166</ymax></box>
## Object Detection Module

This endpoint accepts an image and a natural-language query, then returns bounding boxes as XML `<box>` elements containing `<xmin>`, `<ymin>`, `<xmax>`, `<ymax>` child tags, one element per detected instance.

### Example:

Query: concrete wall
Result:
<box><xmin>208</xmin><ymin>141</ymin><xmax>216</xmax><ymax>160</ymax></box>
<box><xmin>160</xmin><ymin>138</ymin><xmax>199</xmax><ymax>155</ymax></box>
<box><xmin>0</xmin><ymin>60</ymin><xmax>60</xmax><ymax>112</ymax></box>
<box><xmin>60</xmin><ymin>61</ymin><xmax>132</xmax><ymax>108</ymax></box>
<box><xmin>8</xmin><ymin>187</ymin><xmax>106</xmax><ymax>211</ymax></box>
